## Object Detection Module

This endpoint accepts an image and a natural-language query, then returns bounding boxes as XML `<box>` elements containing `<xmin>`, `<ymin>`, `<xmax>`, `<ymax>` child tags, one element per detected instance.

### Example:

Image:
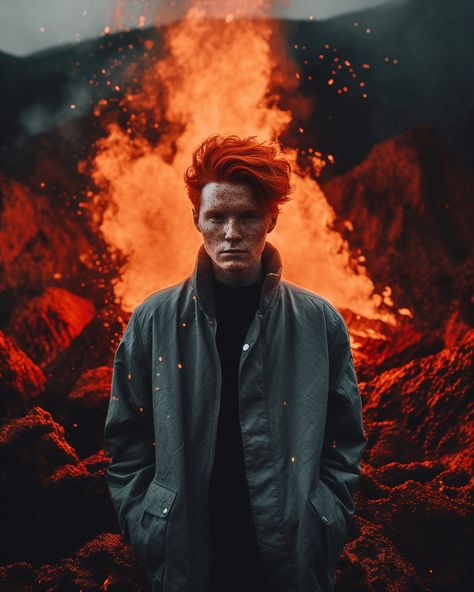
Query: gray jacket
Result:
<box><xmin>104</xmin><ymin>240</ymin><xmax>367</xmax><ymax>592</ymax></box>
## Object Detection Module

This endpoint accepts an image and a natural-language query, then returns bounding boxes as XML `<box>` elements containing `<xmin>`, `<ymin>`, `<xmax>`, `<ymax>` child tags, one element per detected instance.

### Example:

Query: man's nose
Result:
<box><xmin>224</xmin><ymin>218</ymin><xmax>242</xmax><ymax>240</ymax></box>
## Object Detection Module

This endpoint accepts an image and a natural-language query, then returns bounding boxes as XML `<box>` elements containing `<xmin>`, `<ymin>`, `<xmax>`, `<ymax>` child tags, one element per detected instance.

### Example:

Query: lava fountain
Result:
<box><xmin>89</xmin><ymin>0</ymin><xmax>396</xmax><ymax>325</ymax></box>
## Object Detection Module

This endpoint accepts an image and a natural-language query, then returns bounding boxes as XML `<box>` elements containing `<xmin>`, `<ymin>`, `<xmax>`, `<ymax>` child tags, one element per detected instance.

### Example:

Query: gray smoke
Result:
<box><xmin>1</xmin><ymin>0</ymin><xmax>400</xmax><ymax>57</ymax></box>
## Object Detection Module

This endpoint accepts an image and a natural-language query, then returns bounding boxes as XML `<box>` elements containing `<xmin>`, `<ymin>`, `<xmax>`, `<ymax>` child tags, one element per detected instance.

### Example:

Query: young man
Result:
<box><xmin>104</xmin><ymin>134</ymin><xmax>367</xmax><ymax>592</ymax></box>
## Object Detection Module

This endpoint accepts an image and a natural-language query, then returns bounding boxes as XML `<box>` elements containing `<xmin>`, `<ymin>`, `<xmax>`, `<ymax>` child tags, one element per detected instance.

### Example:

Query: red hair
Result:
<box><xmin>184</xmin><ymin>134</ymin><xmax>294</xmax><ymax>216</ymax></box>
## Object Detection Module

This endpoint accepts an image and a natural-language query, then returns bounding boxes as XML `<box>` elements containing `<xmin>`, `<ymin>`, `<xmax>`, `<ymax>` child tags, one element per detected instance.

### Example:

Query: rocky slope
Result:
<box><xmin>0</xmin><ymin>123</ymin><xmax>472</xmax><ymax>590</ymax></box>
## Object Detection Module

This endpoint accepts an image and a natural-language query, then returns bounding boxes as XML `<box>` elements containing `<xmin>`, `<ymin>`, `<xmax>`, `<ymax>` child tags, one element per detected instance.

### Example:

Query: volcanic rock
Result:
<box><xmin>0</xmin><ymin>174</ymin><xmax>94</xmax><ymax>298</ymax></box>
<box><xmin>362</xmin><ymin>479</ymin><xmax>471</xmax><ymax>590</ymax></box>
<box><xmin>361</xmin><ymin>327</ymin><xmax>474</xmax><ymax>461</ymax></box>
<box><xmin>0</xmin><ymin>407</ymin><xmax>116</xmax><ymax>565</ymax></box>
<box><xmin>66</xmin><ymin>366</ymin><xmax>113</xmax><ymax>458</ymax></box>
<box><xmin>0</xmin><ymin>406</ymin><xmax>79</xmax><ymax>482</ymax></box>
<box><xmin>335</xmin><ymin>516</ymin><xmax>425</xmax><ymax>592</ymax></box>
<box><xmin>356</xmin><ymin>328</ymin><xmax>474</xmax><ymax>590</ymax></box>
<box><xmin>321</xmin><ymin>125</ymin><xmax>474</xmax><ymax>330</ymax></box>
<box><xmin>5</xmin><ymin>286</ymin><xmax>95</xmax><ymax>368</ymax></box>
<box><xmin>0</xmin><ymin>562</ymin><xmax>35</xmax><ymax>592</ymax></box>
<box><xmin>0</xmin><ymin>533</ymin><xmax>148</xmax><ymax>592</ymax></box>
<box><xmin>346</xmin><ymin>308</ymin><xmax>445</xmax><ymax>382</ymax></box>
<box><xmin>361</xmin><ymin>420</ymin><xmax>421</xmax><ymax>467</ymax></box>
<box><xmin>0</xmin><ymin>329</ymin><xmax>46</xmax><ymax>419</ymax></box>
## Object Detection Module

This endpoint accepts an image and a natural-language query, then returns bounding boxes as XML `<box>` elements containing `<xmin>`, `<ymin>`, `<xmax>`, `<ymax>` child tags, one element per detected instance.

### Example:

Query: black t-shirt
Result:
<box><xmin>208</xmin><ymin>274</ymin><xmax>272</xmax><ymax>591</ymax></box>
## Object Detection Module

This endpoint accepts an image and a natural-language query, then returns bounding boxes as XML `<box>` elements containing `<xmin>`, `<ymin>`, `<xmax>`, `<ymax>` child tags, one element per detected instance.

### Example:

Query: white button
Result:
<box><xmin>162</xmin><ymin>507</ymin><xmax>168</xmax><ymax>515</ymax></box>
<box><xmin>242</xmin><ymin>343</ymin><xmax>250</xmax><ymax>351</ymax></box>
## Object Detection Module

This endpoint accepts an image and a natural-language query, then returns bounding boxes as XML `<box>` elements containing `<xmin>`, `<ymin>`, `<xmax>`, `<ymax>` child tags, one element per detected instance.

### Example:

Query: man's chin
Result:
<box><xmin>218</xmin><ymin>263</ymin><xmax>247</xmax><ymax>273</ymax></box>
<box><xmin>216</xmin><ymin>255</ymin><xmax>249</xmax><ymax>267</ymax></box>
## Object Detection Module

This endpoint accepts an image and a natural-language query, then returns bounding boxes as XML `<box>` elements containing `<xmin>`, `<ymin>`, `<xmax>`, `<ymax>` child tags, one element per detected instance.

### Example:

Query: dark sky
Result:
<box><xmin>0</xmin><ymin>0</ymin><xmax>397</xmax><ymax>56</ymax></box>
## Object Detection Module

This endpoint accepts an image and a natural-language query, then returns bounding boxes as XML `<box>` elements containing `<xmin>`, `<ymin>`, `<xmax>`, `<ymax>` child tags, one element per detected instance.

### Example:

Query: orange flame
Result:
<box><xmin>90</xmin><ymin>0</ymin><xmax>396</xmax><ymax>324</ymax></box>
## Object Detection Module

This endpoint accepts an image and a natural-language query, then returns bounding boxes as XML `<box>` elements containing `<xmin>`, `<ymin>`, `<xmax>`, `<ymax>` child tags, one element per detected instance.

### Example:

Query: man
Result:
<box><xmin>104</xmin><ymin>134</ymin><xmax>367</xmax><ymax>592</ymax></box>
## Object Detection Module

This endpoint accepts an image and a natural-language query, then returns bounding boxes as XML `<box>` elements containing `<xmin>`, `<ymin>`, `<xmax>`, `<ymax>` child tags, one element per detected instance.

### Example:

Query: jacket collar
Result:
<box><xmin>191</xmin><ymin>241</ymin><xmax>283</xmax><ymax>317</ymax></box>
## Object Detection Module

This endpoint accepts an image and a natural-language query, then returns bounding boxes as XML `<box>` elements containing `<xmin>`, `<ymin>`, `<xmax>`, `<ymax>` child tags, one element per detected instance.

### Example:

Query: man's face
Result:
<box><xmin>192</xmin><ymin>181</ymin><xmax>277</xmax><ymax>283</ymax></box>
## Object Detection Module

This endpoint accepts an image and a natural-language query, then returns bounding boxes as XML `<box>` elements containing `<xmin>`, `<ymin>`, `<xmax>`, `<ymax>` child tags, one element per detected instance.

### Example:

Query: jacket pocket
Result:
<box><xmin>307</xmin><ymin>480</ymin><xmax>339</xmax><ymax>588</ymax></box>
<box><xmin>133</xmin><ymin>478</ymin><xmax>178</xmax><ymax>584</ymax></box>
<box><xmin>307</xmin><ymin>479</ymin><xmax>337</xmax><ymax>526</ymax></box>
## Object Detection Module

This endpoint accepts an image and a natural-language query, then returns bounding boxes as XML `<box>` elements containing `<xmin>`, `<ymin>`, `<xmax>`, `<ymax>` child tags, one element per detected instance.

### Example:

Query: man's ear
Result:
<box><xmin>192</xmin><ymin>208</ymin><xmax>201</xmax><ymax>232</ymax></box>
<box><xmin>267</xmin><ymin>214</ymin><xmax>278</xmax><ymax>234</ymax></box>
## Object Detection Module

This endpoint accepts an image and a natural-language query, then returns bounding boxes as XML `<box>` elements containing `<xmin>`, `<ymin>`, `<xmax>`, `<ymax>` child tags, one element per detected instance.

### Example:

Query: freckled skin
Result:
<box><xmin>192</xmin><ymin>181</ymin><xmax>277</xmax><ymax>286</ymax></box>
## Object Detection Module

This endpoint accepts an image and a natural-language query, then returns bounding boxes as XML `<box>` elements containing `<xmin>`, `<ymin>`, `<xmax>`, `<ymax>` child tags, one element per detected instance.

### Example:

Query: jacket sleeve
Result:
<box><xmin>320</xmin><ymin>303</ymin><xmax>368</xmax><ymax>532</ymax></box>
<box><xmin>103</xmin><ymin>304</ymin><xmax>156</xmax><ymax>545</ymax></box>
